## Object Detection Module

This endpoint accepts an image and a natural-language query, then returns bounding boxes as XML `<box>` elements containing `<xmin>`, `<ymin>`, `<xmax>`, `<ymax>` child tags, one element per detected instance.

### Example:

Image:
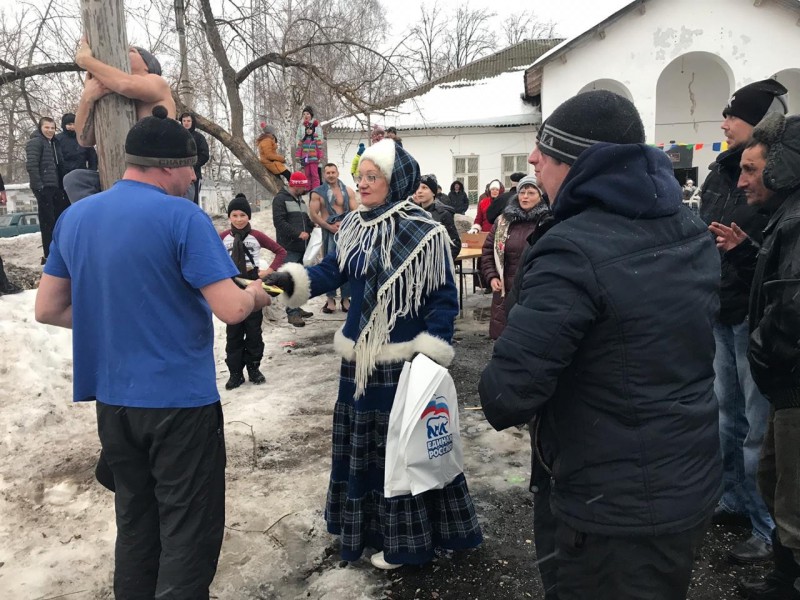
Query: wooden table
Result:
<box><xmin>454</xmin><ymin>248</ymin><xmax>484</xmax><ymax>315</ymax></box>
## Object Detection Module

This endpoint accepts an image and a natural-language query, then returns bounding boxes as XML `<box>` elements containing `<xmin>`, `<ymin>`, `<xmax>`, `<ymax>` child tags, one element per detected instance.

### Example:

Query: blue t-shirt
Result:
<box><xmin>44</xmin><ymin>180</ymin><xmax>239</xmax><ymax>408</ymax></box>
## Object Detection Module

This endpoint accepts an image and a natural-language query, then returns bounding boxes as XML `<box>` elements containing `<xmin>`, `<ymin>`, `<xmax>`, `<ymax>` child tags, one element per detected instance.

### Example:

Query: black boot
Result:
<box><xmin>246</xmin><ymin>363</ymin><xmax>266</xmax><ymax>384</ymax></box>
<box><xmin>225</xmin><ymin>370</ymin><xmax>245</xmax><ymax>390</ymax></box>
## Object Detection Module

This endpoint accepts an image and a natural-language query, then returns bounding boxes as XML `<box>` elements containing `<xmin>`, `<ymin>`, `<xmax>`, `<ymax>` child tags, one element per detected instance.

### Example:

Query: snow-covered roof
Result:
<box><xmin>327</xmin><ymin>69</ymin><xmax>538</xmax><ymax>133</ymax></box>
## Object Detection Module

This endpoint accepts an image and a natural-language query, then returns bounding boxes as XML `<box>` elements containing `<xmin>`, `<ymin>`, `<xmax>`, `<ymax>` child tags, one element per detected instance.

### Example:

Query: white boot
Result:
<box><xmin>370</xmin><ymin>551</ymin><xmax>402</xmax><ymax>570</ymax></box>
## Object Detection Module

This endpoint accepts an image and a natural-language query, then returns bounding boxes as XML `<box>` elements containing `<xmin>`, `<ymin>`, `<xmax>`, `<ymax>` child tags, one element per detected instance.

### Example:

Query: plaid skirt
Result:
<box><xmin>325</xmin><ymin>359</ymin><xmax>483</xmax><ymax>564</ymax></box>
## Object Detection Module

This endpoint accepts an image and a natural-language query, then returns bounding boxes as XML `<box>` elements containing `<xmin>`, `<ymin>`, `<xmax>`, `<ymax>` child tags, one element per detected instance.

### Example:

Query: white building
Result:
<box><xmin>325</xmin><ymin>40</ymin><xmax>560</xmax><ymax>202</ymax></box>
<box><xmin>524</xmin><ymin>0</ymin><xmax>800</xmax><ymax>185</ymax></box>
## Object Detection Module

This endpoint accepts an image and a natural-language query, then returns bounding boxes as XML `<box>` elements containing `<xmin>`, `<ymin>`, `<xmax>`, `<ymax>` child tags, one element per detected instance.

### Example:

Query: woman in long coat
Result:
<box><xmin>265</xmin><ymin>139</ymin><xmax>482</xmax><ymax>569</ymax></box>
<box><xmin>481</xmin><ymin>175</ymin><xmax>550</xmax><ymax>340</ymax></box>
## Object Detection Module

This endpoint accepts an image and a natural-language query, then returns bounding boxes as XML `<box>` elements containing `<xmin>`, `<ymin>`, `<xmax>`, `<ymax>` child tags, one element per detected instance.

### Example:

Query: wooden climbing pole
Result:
<box><xmin>80</xmin><ymin>0</ymin><xmax>137</xmax><ymax>189</ymax></box>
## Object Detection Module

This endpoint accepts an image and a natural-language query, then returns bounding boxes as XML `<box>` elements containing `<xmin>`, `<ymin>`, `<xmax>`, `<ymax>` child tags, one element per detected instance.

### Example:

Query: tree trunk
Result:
<box><xmin>80</xmin><ymin>0</ymin><xmax>137</xmax><ymax>190</ymax></box>
<box><xmin>174</xmin><ymin>0</ymin><xmax>193</xmax><ymax>107</ymax></box>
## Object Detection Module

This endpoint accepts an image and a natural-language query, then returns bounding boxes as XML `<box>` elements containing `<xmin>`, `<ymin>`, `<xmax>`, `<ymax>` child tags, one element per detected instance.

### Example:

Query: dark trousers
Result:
<box><xmin>553</xmin><ymin>517</ymin><xmax>709</xmax><ymax>600</ymax></box>
<box><xmin>284</xmin><ymin>251</ymin><xmax>304</xmax><ymax>317</ymax></box>
<box><xmin>96</xmin><ymin>401</ymin><xmax>226</xmax><ymax>600</ymax></box>
<box><xmin>225</xmin><ymin>308</ymin><xmax>264</xmax><ymax>371</ymax></box>
<box><xmin>35</xmin><ymin>186</ymin><xmax>68</xmax><ymax>258</ymax></box>
<box><xmin>758</xmin><ymin>407</ymin><xmax>800</xmax><ymax>575</ymax></box>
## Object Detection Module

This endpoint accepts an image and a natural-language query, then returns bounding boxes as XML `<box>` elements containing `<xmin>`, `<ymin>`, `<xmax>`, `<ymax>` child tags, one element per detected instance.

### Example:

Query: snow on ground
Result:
<box><xmin>0</xmin><ymin>206</ymin><xmax>527</xmax><ymax>599</ymax></box>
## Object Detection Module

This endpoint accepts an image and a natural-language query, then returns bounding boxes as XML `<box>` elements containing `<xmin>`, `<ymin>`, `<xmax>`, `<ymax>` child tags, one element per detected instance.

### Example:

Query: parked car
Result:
<box><xmin>0</xmin><ymin>212</ymin><xmax>41</xmax><ymax>238</ymax></box>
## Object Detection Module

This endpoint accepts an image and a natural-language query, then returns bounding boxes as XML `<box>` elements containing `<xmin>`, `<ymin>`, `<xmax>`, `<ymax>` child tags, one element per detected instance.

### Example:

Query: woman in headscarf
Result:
<box><xmin>480</xmin><ymin>175</ymin><xmax>550</xmax><ymax>340</ymax></box>
<box><xmin>265</xmin><ymin>139</ymin><xmax>482</xmax><ymax>569</ymax></box>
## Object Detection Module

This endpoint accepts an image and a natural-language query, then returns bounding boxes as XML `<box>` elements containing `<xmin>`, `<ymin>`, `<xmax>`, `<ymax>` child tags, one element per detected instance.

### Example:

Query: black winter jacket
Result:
<box><xmin>699</xmin><ymin>148</ymin><xmax>768</xmax><ymax>324</ymax></box>
<box><xmin>734</xmin><ymin>116</ymin><xmax>800</xmax><ymax>409</ymax></box>
<box><xmin>446</xmin><ymin>181</ymin><xmax>469</xmax><ymax>215</ymax></box>
<box><xmin>26</xmin><ymin>130</ymin><xmax>62</xmax><ymax>191</ymax></box>
<box><xmin>55</xmin><ymin>130</ymin><xmax>98</xmax><ymax>175</ymax></box>
<box><xmin>272</xmin><ymin>189</ymin><xmax>313</xmax><ymax>254</ymax></box>
<box><xmin>480</xmin><ymin>143</ymin><xmax>722</xmax><ymax>537</ymax></box>
<box><xmin>424</xmin><ymin>199</ymin><xmax>460</xmax><ymax>261</ymax></box>
<box><xmin>186</xmin><ymin>127</ymin><xmax>210</xmax><ymax>179</ymax></box>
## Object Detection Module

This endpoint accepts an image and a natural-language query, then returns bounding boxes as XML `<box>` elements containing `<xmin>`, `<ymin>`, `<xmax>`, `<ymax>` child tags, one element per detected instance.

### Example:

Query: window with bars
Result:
<box><xmin>501</xmin><ymin>154</ymin><xmax>529</xmax><ymax>188</ymax></box>
<box><xmin>453</xmin><ymin>156</ymin><xmax>480</xmax><ymax>203</ymax></box>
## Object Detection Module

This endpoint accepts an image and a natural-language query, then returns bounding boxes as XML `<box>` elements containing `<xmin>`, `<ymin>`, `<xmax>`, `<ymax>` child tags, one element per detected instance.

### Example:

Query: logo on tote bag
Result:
<box><xmin>420</xmin><ymin>395</ymin><xmax>454</xmax><ymax>459</ymax></box>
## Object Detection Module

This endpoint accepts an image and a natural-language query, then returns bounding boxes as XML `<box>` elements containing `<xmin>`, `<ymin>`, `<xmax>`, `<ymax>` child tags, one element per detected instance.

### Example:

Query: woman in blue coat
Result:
<box><xmin>266</xmin><ymin>139</ymin><xmax>482</xmax><ymax>569</ymax></box>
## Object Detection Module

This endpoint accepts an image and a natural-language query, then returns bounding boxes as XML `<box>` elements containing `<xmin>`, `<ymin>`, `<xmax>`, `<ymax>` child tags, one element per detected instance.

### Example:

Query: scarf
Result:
<box><xmin>230</xmin><ymin>223</ymin><xmax>252</xmax><ymax>275</ymax></box>
<box><xmin>336</xmin><ymin>199</ymin><xmax>453</xmax><ymax>398</ymax></box>
<box><xmin>493</xmin><ymin>197</ymin><xmax>550</xmax><ymax>296</ymax></box>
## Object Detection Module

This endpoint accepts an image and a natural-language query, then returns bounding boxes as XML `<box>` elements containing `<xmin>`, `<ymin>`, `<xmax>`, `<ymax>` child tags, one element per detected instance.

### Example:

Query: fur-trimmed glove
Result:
<box><xmin>262</xmin><ymin>271</ymin><xmax>295</xmax><ymax>297</ymax></box>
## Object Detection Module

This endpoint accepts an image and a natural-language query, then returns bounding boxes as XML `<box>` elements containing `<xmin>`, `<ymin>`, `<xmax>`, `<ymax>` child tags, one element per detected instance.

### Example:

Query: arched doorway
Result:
<box><xmin>656</xmin><ymin>52</ymin><xmax>734</xmax><ymax>186</ymax></box>
<box><xmin>578</xmin><ymin>79</ymin><xmax>633</xmax><ymax>101</ymax></box>
<box><xmin>773</xmin><ymin>69</ymin><xmax>800</xmax><ymax>114</ymax></box>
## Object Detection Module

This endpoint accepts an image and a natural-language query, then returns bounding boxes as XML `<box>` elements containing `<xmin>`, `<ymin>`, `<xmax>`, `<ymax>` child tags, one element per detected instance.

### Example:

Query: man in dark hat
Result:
<box><xmin>699</xmin><ymin>78</ymin><xmax>788</xmax><ymax>565</ymax></box>
<box><xmin>479</xmin><ymin>90</ymin><xmax>721</xmax><ymax>599</ymax></box>
<box><xmin>711</xmin><ymin>112</ymin><xmax>800</xmax><ymax>600</ymax></box>
<box><xmin>35</xmin><ymin>106</ymin><xmax>271</xmax><ymax>598</ymax></box>
<box><xmin>73</xmin><ymin>37</ymin><xmax>175</xmax><ymax>148</ymax></box>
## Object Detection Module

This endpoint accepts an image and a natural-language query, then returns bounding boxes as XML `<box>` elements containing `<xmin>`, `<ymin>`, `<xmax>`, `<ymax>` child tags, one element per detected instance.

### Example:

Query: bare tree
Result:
<box><xmin>502</xmin><ymin>11</ymin><xmax>558</xmax><ymax>46</ymax></box>
<box><xmin>444</xmin><ymin>4</ymin><xmax>497</xmax><ymax>71</ymax></box>
<box><xmin>402</xmin><ymin>2</ymin><xmax>448</xmax><ymax>84</ymax></box>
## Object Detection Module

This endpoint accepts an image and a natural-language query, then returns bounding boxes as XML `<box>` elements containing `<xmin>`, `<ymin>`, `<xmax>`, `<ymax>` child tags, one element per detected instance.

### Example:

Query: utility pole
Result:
<box><xmin>80</xmin><ymin>0</ymin><xmax>137</xmax><ymax>189</ymax></box>
<box><xmin>174</xmin><ymin>0</ymin><xmax>194</xmax><ymax>107</ymax></box>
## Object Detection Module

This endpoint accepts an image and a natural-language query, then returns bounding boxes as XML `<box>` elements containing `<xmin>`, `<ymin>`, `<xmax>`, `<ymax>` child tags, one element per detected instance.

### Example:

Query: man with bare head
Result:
<box><xmin>308</xmin><ymin>163</ymin><xmax>358</xmax><ymax>313</ymax></box>
<box><xmin>74</xmin><ymin>38</ymin><xmax>175</xmax><ymax>148</ymax></box>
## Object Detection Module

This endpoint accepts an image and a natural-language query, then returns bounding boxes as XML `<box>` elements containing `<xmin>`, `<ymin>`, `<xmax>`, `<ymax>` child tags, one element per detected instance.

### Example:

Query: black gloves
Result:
<box><xmin>262</xmin><ymin>271</ymin><xmax>295</xmax><ymax>297</ymax></box>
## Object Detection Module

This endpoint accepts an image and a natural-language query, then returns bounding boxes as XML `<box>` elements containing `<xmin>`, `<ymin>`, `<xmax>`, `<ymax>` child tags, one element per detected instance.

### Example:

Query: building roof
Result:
<box><xmin>523</xmin><ymin>0</ymin><xmax>800</xmax><ymax>98</ymax></box>
<box><xmin>327</xmin><ymin>39</ymin><xmax>562</xmax><ymax>133</ymax></box>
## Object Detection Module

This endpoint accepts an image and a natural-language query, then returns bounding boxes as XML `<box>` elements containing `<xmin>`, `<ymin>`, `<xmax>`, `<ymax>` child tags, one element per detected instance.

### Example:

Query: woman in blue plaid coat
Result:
<box><xmin>266</xmin><ymin>139</ymin><xmax>482</xmax><ymax>569</ymax></box>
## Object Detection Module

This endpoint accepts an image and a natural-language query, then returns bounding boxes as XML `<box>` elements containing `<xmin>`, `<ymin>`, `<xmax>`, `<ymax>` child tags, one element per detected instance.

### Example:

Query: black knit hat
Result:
<box><xmin>537</xmin><ymin>91</ymin><xmax>645</xmax><ymax>165</ymax></box>
<box><xmin>227</xmin><ymin>193</ymin><xmax>251</xmax><ymax>218</ymax></box>
<box><xmin>723</xmin><ymin>79</ymin><xmax>788</xmax><ymax>126</ymax></box>
<box><xmin>419</xmin><ymin>173</ymin><xmax>438</xmax><ymax>194</ymax></box>
<box><xmin>510</xmin><ymin>171</ymin><xmax>526</xmax><ymax>183</ymax></box>
<box><xmin>61</xmin><ymin>113</ymin><xmax>76</xmax><ymax>129</ymax></box>
<box><xmin>125</xmin><ymin>106</ymin><xmax>197</xmax><ymax>168</ymax></box>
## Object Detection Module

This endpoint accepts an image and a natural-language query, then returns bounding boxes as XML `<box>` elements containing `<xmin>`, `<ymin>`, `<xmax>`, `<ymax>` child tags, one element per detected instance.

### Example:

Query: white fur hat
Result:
<box><xmin>359</xmin><ymin>139</ymin><xmax>396</xmax><ymax>183</ymax></box>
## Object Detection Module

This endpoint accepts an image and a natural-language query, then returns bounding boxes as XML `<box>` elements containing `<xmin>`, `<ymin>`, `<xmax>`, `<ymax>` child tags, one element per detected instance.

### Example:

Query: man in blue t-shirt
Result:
<box><xmin>35</xmin><ymin>107</ymin><xmax>271</xmax><ymax>598</ymax></box>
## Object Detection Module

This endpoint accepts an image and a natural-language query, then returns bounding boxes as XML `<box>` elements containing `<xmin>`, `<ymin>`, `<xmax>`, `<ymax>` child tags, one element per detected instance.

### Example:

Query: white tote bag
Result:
<box><xmin>302</xmin><ymin>227</ymin><xmax>323</xmax><ymax>266</ymax></box>
<box><xmin>384</xmin><ymin>354</ymin><xmax>464</xmax><ymax>498</ymax></box>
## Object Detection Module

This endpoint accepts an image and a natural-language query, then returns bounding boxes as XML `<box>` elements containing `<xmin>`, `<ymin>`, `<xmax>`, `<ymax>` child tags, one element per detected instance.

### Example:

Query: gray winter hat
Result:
<box><xmin>132</xmin><ymin>47</ymin><xmax>162</xmax><ymax>76</ymax></box>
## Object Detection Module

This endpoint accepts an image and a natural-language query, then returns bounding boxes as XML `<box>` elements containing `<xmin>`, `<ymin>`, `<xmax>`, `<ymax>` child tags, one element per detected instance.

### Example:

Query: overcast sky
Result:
<box><xmin>385</xmin><ymin>0</ymin><xmax>632</xmax><ymax>41</ymax></box>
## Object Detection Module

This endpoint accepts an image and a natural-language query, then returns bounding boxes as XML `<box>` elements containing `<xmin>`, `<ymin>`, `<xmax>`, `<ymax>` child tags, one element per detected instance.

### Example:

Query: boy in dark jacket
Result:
<box><xmin>55</xmin><ymin>113</ymin><xmax>98</xmax><ymax>203</ymax></box>
<box><xmin>26</xmin><ymin>116</ymin><xmax>68</xmax><ymax>263</ymax></box>
<box><xmin>413</xmin><ymin>174</ymin><xmax>460</xmax><ymax>262</ymax></box>
<box><xmin>480</xmin><ymin>91</ymin><xmax>721</xmax><ymax>600</ymax></box>
<box><xmin>179</xmin><ymin>112</ymin><xmax>210</xmax><ymax>204</ymax></box>
<box><xmin>221</xmin><ymin>194</ymin><xmax>286</xmax><ymax>389</ymax></box>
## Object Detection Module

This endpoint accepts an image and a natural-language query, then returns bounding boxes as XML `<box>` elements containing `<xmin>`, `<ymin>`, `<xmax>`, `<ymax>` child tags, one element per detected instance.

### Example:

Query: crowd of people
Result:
<box><xmin>17</xmin><ymin>36</ymin><xmax>800</xmax><ymax>600</ymax></box>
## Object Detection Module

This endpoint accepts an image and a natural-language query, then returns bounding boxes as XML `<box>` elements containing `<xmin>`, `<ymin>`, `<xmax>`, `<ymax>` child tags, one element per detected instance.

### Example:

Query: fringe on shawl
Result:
<box><xmin>335</xmin><ymin>200</ymin><xmax>453</xmax><ymax>398</ymax></box>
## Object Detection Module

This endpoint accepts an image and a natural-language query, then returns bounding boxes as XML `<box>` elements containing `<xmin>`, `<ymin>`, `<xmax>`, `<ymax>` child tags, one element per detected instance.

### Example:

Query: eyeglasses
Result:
<box><xmin>354</xmin><ymin>174</ymin><xmax>382</xmax><ymax>185</ymax></box>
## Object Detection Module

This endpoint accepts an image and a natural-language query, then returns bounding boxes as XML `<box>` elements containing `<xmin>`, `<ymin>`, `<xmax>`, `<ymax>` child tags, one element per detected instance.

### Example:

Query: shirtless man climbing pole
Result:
<box><xmin>74</xmin><ymin>37</ymin><xmax>175</xmax><ymax>148</ymax></box>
